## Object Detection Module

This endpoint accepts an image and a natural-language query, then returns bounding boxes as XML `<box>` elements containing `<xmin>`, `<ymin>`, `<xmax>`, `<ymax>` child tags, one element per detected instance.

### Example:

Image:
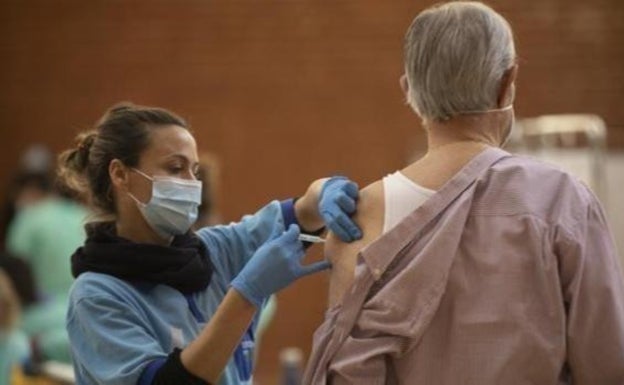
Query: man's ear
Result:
<box><xmin>498</xmin><ymin>64</ymin><xmax>518</xmax><ymax>107</ymax></box>
<box><xmin>109</xmin><ymin>159</ymin><xmax>130</xmax><ymax>192</ymax></box>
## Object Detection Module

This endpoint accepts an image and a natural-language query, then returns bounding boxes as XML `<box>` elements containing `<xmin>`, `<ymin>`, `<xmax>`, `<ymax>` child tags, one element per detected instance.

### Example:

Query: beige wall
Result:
<box><xmin>1</xmin><ymin>0</ymin><xmax>623</xmax><ymax>381</ymax></box>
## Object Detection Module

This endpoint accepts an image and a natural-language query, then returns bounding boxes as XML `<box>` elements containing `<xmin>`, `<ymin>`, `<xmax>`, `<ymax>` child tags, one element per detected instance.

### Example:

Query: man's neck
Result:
<box><xmin>424</xmin><ymin>111</ymin><xmax>509</xmax><ymax>152</ymax></box>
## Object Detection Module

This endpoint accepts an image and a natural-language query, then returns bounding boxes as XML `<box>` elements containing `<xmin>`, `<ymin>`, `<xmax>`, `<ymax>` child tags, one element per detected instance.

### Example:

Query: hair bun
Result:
<box><xmin>56</xmin><ymin>130</ymin><xmax>97</xmax><ymax>204</ymax></box>
<box><xmin>76</xmin><ymin>131</ymin><xmax>97</xmax><ymax>163</ymax></box>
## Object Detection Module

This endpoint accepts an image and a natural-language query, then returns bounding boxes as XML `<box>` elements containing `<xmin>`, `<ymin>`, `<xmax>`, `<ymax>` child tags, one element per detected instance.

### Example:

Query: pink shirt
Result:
<box><xmin>304</xmin><ymin>148</ymin><xmax>624</xmax><ymax>385</ymax></box>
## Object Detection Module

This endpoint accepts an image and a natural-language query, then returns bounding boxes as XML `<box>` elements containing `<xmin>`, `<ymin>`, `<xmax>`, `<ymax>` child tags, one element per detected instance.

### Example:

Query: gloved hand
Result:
<box><xmin>231</xmin><ymin>224</ymin><xmax>330</xmax><ymax>308</ymax></box>
<box><xmin>319</xmin><ymin>176</ymin><xmax>362</xmax><ymax>242</ymax></box>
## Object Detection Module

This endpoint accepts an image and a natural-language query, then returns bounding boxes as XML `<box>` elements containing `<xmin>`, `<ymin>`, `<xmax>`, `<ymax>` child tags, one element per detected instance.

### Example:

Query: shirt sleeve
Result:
<box><xmin>321</xmin><ymin>265</ymin><xmax>425</xmax><ymax>385</ymax></box>
<box><xmin>557</xmin><ymin>198</ymin><xmax>624</xmax><ymax>384</ymax></box>
<box><xmin>195</xmin><ymin>200</ymin><xmax>295</xmax><ymax>284</ymax></box>
<box><xmin>324</xmin><ymin>299</ymin><xmax>406</xmax><ymax>385</ymax></box>
<box><xmin>67</xmin><ymin>294</ymin><xmax>167</xmax><ymax>385</ymax></box>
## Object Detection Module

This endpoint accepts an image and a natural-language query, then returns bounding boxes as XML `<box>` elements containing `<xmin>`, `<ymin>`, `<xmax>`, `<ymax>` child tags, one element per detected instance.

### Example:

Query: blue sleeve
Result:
<box><xmin>195</xmin><ymin>200</ymin><xmax>298</xmax><ymax>284</ymax></box>
<box><xmin>67</xmin><ymin>295</ymin><xmax>167</xmax><ymax>385</ymax></box>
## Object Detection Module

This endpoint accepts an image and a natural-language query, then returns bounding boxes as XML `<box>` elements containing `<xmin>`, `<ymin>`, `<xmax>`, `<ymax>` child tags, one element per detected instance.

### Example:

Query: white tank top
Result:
<box><xmin>382</xmin><ymin>171</ymin><xmax>436</xmax><ymax>233</ymax></box>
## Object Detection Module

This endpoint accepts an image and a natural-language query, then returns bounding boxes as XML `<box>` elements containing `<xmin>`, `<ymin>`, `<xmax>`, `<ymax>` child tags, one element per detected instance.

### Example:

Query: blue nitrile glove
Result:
<box><xmin>231</xmin><ymin>224</ymin><xmax>330</xmax><ymax>308</ymax></box>
<box><xmin>319</xmin><ymin>176</ymin><xmax>362</xmax><ymax>242</ymax></box>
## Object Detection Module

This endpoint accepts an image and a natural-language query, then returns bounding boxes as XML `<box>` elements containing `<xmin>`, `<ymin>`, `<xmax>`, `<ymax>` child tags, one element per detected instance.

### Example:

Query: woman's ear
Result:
<box><xmin>498</xmin><ymin>64</ymin><xmax>518</xmax><ymax>107</ymax></box>
<box><xmin>109</xmin><ymin>159</ymin><xmax>130</xmax><ymax>191</ymax></box>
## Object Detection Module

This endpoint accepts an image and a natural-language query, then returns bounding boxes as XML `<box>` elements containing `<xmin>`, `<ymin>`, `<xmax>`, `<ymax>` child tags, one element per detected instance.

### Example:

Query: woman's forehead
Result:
<box><xmin>143</xmin><ymin>125</ymin><xmax>198</xmax><ymax>160</ymax></box>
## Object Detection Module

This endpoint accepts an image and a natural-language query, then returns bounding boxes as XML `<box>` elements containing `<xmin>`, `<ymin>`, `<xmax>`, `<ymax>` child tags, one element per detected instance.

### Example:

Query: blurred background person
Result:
<box><xmin>0</xmin><ymin>144</ymin><xmax>54</xmax><ymax>247</ymax></box>
<box><xmin>0</xmin><ymin>267</ymin><xmax>29</xmax><ymax>385</ymax></box>
<box><xmin>194</xmin><ymin>152</ymin><xmax>223</xmax><ymax>229</ymax></box>
<box><xmin>5</xmin><ymin>177</ymin><xmax>88</xmax><ymax>302</ymax></box>
<box><xmin>0</xmin><ymin>171</ymin><xmax>52</xmax><ymax>250</ymax></box>
<box><xmin>0</xmin><ymin>143</ymin><xmax>90</xmax><ymax>367</ymax></box>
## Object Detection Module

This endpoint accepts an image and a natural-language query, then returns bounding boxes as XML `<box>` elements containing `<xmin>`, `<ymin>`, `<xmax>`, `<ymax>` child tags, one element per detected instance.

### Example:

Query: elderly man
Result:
<box><xmin>303</xmin><ymin>2</ymin><xmax>624</xmax><ymax>384</ymax></box>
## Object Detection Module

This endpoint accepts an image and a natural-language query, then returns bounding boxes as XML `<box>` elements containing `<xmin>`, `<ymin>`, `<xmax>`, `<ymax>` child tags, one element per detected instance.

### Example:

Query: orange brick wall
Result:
<box><xmin>0</xmin><ymin>0</ymin><xmax>622</xmax><ymax>382</ymax></box>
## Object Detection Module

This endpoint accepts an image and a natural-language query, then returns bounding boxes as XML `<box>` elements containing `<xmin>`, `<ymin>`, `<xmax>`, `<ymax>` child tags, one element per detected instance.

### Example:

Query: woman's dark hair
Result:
<box><xmin>57</xmin><ymin>102</ymin><xmax>188</xmax><ymax>216</ymax></box>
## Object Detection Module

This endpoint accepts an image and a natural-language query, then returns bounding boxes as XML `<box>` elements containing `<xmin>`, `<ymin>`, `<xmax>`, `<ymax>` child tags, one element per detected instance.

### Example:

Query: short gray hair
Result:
<box><xmin>404</xmin><ymin>1</ymin><xmax>516</xmax><ymax>121</ymax></box>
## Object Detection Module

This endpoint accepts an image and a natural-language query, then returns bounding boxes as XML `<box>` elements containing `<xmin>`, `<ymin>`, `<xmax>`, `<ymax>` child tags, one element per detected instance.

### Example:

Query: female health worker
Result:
<box><xmin>58</xmin><ymin>103</ymin><xmax>362</xmax><ymax>385</ymax></box>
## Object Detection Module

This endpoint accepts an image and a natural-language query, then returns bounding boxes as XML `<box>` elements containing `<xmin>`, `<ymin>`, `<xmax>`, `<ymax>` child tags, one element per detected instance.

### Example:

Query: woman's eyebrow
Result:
<box><xmin>165</xmin><ymin>154</ymin><xmax>200</xmax><ymax>171</ymax></box>
<box><xmin>165</xmin><ymin>153</ymin><xmax>190</xmax><ymax>163</ymax></box>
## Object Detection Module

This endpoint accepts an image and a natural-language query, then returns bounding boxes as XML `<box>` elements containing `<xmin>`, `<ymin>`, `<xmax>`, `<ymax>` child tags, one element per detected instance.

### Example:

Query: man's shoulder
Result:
<box><xmin>495</xmin><ymin>154</ymin><xmax>581</xmax><ymax>181</ymax></box>
<box><xmin>495</xmin><ymin>154</ymin><xmax>593</xmax><ymax>196</ymax></box>
<box><xmin>357</xmin><ymin>180</ymin><xmax>385</xmax><ymax>219</ymax></box>
<box><xmin>475</xmin><ymin>154</ymin><xmax>597</xmax><ymax>221</ymax></box>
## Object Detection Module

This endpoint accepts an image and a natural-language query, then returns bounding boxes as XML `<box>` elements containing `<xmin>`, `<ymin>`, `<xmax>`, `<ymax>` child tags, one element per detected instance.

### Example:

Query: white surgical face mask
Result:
<box><xmin>127</xmin><ymin>169</ymin><xmax>202</xmax><ymax>239</ymax></box>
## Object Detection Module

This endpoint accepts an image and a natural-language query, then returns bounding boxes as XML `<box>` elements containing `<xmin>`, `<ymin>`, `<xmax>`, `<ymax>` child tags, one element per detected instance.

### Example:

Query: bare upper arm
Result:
<box><xmin>325</xmin><ymin>180</ymin><xmax>385</xmax><ymax>308</ymax></box>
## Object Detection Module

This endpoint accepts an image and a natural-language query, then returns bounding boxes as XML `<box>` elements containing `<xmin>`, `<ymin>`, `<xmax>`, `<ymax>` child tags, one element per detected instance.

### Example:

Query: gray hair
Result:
<box><xmin>404</xmin><ymin>1</ymin><xmax>516</xmax><ymax>121</ymax></box>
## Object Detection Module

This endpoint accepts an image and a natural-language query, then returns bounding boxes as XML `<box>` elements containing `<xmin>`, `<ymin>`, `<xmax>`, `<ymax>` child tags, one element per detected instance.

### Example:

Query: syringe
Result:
<box><xmin>298</xmin><ymin>234</ymin><xmax>326</xmax><ymax>243</ymax></box>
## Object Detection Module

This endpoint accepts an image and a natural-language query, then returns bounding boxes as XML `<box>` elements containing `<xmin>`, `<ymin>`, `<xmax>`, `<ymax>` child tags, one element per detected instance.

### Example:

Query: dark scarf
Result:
<box><xmin>71</xmin><ymin>222</ymin><xmax>213</xmax><ymax>294</ymax></box>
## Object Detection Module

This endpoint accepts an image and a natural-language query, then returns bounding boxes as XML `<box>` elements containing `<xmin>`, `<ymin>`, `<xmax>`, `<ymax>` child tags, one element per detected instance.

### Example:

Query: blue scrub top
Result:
<box><xmin>67</xmin><ymin>201</ymin><xmax>292</xmax><ymax>385</ymax></box>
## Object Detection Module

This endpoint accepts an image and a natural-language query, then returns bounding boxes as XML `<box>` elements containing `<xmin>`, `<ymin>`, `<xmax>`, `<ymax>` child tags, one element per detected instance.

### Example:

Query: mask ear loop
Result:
<box><xmin>131</xmin><ymin>168</ymin><xmax>154</xmax><ymax>181</ymax></box>
<box><xmin>126</xmin><ymin>168</ymin><xmax>154</xmax><ymax>207</ymax></box>
<box><xmin>457</xmin><ymin>104</ymin><xmax>513</xmax><ymax>116</ymax></box>
<box><xmin>127</xmin><ymin>191</ymin><xmax>147</xmax><ymax>208</ymax></box>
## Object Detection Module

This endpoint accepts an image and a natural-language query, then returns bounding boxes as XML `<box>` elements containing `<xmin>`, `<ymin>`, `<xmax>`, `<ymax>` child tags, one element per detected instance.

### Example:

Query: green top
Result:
<box><xmin>21</xmin><ymin>295</ymin><xmax>71</xmax><ymax>363</ymax></box>
<box><xmin>7</xmin><ymin>197</ymin><xmax>89</xmax><ymax>297</ymax></box>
